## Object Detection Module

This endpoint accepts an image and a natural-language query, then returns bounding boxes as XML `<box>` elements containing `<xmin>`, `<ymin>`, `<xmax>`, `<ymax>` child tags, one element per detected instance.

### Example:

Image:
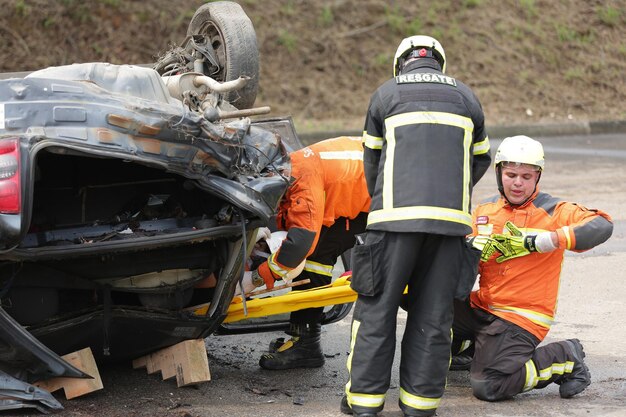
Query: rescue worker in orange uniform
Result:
<box><xmin>239</xmin><ymin>135</ymin><xmax>371</xmax><ymax>370</ymax></box>
<box><xmin>451</xmin><ymin>135</ymin><xmax>613</xmax><ymax>401</ymax></box>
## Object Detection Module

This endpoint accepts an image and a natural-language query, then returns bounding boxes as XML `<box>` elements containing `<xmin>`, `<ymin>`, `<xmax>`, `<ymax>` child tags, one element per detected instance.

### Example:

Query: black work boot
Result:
<box><xmin>340</xmin><ymin>395</ymin><xmax>352</xmax><ymax>415</ymax></box>
<box><xmin>259</xmin><ymin>323</ymin><xmax>325</xmax><ymax>370</ymax></box>
<box><xmin>559</xmin><ymin>339</ymin><xmax>591</xmax><ymax>398</ymax></box>
<box><xmin>450</xmin><ymin>344</ymin><xmax>474</xmax><ymax>371</ymax></box>
<box><xmin>268</xmin><ymin>337</ymin><xmax>285</xmax><ymax>353</ymax></box>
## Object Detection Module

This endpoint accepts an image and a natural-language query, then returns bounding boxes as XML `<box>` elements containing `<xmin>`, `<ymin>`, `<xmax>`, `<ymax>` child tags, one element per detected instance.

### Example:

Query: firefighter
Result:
<box><xmin>342</xmin><ymin>35</ymin><xmax>491</xmax><ymax>417</ymax></box>
<box><xmin>450</xmin><ymin>135</ymin><xmax>613</xmax><ymax>401</ymax></box>
<box><xmin>239</xmin><ymin>135</ymin><xmax>371</xmax><ymax>370</ymax></box>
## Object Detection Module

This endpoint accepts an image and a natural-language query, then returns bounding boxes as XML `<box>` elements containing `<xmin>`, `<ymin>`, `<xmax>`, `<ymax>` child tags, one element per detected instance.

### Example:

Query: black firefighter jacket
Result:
<box><xmin>362</xmin><ymin>59</ymin><xmax>491</xmax><ymax>236</ymax></box>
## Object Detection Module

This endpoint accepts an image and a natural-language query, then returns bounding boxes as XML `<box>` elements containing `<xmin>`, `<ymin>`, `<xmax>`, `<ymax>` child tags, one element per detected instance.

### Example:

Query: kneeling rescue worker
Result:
<box><xmin>451</xmin><ymin>135</ymin><xmax>613</xmax><ymax>401</ymax></box>
<box><xmin>240</xmin><ymin>136</ymin><xmax>371</xmax><ymax>370</ymax></box>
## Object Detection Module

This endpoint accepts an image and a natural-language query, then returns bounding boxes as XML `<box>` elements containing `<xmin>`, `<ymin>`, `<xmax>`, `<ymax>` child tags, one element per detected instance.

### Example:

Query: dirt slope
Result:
<box><xmin>0</xmin><ymin>0</ymin><xmax>624</xmax><ymax>132</ymax></box>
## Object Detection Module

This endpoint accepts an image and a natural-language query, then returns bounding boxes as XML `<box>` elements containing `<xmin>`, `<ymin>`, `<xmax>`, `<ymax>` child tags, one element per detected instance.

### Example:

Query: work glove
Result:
<box><xmin>255</xmin><ymin>227</ymin><xmax>272</xmax><ymax>243</ymax></box>
<box><xmin>233</xmin><ymin>270</ymin><xmax>265</xmax><ymax>297</ymax></box>
<box><xmin>249</xmin><ymin>227</ymin><xmax>273</xmax><ymax>270</ymax></box>
<box><xmin>467</xmin><ymin>235</ymin><xmax>505</xmax><ymax>262</ymax></box>
<box><xmin>492</xmin><ymin>221</ymin><xmax>539</xmax><ymax>263</ymax></box>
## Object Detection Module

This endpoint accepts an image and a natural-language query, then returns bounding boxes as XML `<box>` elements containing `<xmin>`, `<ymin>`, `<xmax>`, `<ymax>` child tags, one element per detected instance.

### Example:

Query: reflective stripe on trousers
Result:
<box><xmin>523</xmin><ymin>356</ymin><xmax>575</xmax><ymax>392</ymax></box>
<box><xmin>399</xmin><ymin>388</ymin><xmax>440</xmax><ymax>411</ymax></box>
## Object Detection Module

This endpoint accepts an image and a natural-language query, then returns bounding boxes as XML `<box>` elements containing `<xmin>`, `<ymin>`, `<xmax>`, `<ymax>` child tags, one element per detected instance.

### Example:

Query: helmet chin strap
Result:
<box><xmin>496</xmin><ymin>165</ymin><xmax>542</xmax><ymax>207</ymax></box>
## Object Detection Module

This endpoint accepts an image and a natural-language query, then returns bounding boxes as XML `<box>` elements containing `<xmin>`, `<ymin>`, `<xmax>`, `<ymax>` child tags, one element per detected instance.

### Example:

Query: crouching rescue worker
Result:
<box><xmin>239</xmin><ymin>136</ymin><xmax>371</xmax><ymax>370</ymax></box>
<box><xmin>451</xmin><ymin>135</ymin><xmax>613</xmax><ymax>401</ymax></box>
<box><xmin>342</xmin><ymin>35</ymin><xmax>491</xmax><ymax>417</ymax></box>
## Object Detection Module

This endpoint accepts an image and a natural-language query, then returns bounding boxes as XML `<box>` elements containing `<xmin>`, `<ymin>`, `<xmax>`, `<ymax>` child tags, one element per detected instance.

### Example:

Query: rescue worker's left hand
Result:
<box><xmin>491</xmin><ymin>221</ymin><xmax>534</xmax><ymax>262</ymax></box>
<box><xmin>255</xmin><ymin>227</ymin><xmax>272</xmax><ymax>243</ymax></box>
<box><xmin>233</xmin><ymin>270</ymin><xmax>264</xmax><ymax>297</ymax></box>
<box><xmin>492</xmin><ymin>221</ymin><xmax>542</xmax><ymax>263</ymax></box>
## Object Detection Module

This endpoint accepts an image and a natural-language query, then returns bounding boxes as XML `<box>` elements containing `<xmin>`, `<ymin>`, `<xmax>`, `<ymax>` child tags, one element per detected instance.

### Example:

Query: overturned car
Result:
<box><xmin>0</xmin><ymin>2</ymin><xmax>353</xmax><ymax>414</ymax></box>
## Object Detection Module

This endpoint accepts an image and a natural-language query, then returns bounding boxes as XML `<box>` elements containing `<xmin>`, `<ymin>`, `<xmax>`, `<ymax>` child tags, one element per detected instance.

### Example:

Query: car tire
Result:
<box><xmin>187</xmin><ymin>1</ymin><xmax>260</xmax><ymax>110</ymax></box>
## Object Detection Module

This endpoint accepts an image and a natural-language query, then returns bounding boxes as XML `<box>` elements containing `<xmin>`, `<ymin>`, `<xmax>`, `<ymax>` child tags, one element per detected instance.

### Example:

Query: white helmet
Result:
<box><xmin>494</xmin><ymin>135</ymin><xmax>544</xmax><ymax>205</ymax></box>
<box><xmin>393</xmin><ymin>35</ymin><xmax>446</xmax><ymax>76</ymax></box>
<box><xmin>494</xmin><ymin>135</ymin><xmax>545</xmax><ymax>170</ymax></box>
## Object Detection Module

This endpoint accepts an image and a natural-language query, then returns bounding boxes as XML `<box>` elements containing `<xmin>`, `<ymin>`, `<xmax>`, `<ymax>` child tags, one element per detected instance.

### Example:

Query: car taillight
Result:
<box><xmin>0</xmin><ymin>139</ymin><xmax>20</xmax><ymax>214</ymax></box>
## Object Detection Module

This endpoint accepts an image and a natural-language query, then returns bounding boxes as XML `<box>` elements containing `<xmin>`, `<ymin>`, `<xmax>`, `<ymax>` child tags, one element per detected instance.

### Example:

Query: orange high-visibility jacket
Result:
<box><xmin>257</xmin><ymin>136</ymin><xmax>371</xmax><ymax>287</ymax></box>
<box><xmin>470</xmin><ymin>189</ymin><xmax>613</xmax><ymax>340</ymax></box>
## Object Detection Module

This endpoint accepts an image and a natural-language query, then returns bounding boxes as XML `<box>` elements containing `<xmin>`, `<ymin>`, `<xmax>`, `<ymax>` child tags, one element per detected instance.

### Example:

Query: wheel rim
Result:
<box><xmin>198</xmin><ymin>21</ymin><xmax>227</xmax><ymax>82</ymax></box>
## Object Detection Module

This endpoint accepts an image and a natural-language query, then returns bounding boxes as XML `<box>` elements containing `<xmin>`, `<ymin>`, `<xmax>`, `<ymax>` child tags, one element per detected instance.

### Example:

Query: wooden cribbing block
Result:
<box><xmin>34</xmin><ymin>347</ymin><xmax>104</xmax><ymax>399</ymax></box>
<box><xmin>132</xmin><ymin>339</ymin><xmax>210</xmax><ymax>387</ymax></box>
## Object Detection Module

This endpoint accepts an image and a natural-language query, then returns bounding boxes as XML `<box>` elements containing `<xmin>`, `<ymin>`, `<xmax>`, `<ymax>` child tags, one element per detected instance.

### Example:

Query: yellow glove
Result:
<box><xmin>492</xmin><ymin>221</ymin><xmax>539</xmax><ymax>263</ymax></box>
<box><xmin>467</xmin><ymin>235</ymin><xmax>506</xmax><ymax>262</ymax></box>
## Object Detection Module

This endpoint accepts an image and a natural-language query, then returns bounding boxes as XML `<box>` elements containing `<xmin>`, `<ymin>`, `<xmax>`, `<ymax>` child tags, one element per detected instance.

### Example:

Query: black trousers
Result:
<box><xmin>453</xmin><ymin>299</ymin><xmax>580</xmax><ymax>401</ymax></box>
<box><xmin>346</xmin><ymin>231</ymin><xmax>464</xmax><ymax>417</ymax></box>
<box><xmin>289</xmin><ymin>212</ymin><xmax>368</xmax><ymax>326</ymax></box>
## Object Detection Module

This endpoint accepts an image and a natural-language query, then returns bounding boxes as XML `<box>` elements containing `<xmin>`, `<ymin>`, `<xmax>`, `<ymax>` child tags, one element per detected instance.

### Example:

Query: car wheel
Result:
<box><xmin>187</xmin><ymin>1</ymin><xmax>260</xmax><ymax>110</ymax></box>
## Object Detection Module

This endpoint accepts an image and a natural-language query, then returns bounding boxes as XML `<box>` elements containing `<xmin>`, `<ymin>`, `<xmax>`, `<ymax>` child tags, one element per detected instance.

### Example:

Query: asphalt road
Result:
<box><xmin>7</xmin><ymin>133</ymin><xmax>626</xmax><ymax>417</ymax></box>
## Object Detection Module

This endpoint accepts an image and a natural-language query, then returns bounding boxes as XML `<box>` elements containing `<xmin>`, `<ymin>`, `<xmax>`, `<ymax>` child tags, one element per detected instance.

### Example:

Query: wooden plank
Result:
<box><xmin>133</xmin><ymin>339</ymin><xmax>210</xmax><ymax>387</ymax></box>
<box><xmin>34</xmin><ymin>347</ymin><xmax>104</xmax><ymax>400</ymax></box>
<box><xmin>146</xmin><ymin>349</ymin><xmax>168</xmax><ymax>375</ymax></box>
<box><xmin>172</xmin><ymin>339</ymin><xmax>211</xmax><ymax>387</ymax></box>
<box><xmin>244</xmin><ymin>279</ymin><xmax>311</xmax><ymax>297</ymax></box>
<box><xmin>154</xmin><ymin>349</ymin><xmax>177</xmax><ymax>380</ymax></box>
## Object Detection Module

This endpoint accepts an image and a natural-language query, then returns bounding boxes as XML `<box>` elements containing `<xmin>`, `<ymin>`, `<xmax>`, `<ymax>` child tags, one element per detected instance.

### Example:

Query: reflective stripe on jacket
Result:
<box><xmin>470</xmin><ymin>189</ymin><xmax>613</xmax><ymax>340</ymax></box>
<box><xmin>258</xmin><ymin>136</ymin><xmax>371</xmax><ymax>286</ymax></box>
<box><xmin>362</xmin><ymin>59</ymin><xmax>491</xmax><ymax>235</ymax></box>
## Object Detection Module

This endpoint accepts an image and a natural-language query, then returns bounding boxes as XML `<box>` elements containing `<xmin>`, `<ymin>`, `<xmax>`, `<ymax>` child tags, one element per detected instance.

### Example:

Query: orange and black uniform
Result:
<box><xmin>452</xmin><ymin>188</ymin><xmax>613</xmax><ymax>400</ymax></box>
<box><xmin>256</xmin><ymin>136</ymin><xmax>371</xmax><ymax>326</ymax></box>
<box><xmin>345</xmin><ymin>57</ymin><xmax>491</xmax><ymax>417</ymax></box>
